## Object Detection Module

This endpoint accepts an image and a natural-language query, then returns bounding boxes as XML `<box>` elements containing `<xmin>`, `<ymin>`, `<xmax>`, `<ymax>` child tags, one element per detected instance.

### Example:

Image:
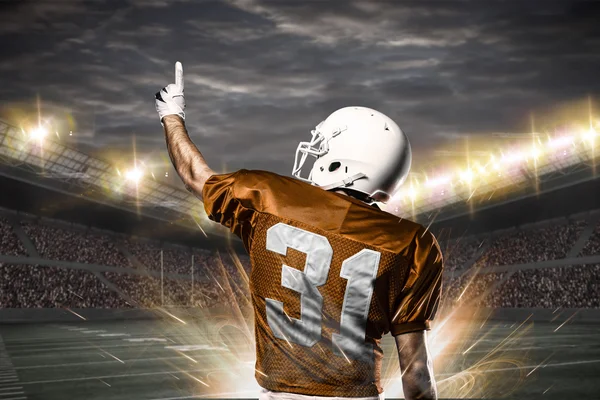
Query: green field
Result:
<box><xmin>0</xmin><ymin>317</ymin><xmax>598</xmax><ymax>399</ymax></box>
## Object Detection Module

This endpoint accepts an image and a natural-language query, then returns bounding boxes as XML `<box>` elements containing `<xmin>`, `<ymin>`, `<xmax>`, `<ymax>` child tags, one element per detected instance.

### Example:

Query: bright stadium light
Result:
<box><xmin>408</xmin><ymin>186</ymin><xmax>418</xmax><ymax>201</ymax></box>
<box><xmin>29</xmin><ymin>125</ymin><xmax>48</xmax><ymax>141</ymax></box>
<box><xmin>125</xmin><ymin>166</ymin><xmax>144</xmax><ymax>184</ymax></box>
<box><xmin>459</xmin><ymin>168</ymin><xmax>474</xmax><ymax>184</ymax></box>
<box><xmin>529</xmin><ymin>146</ymin><xmax>541</xmax><ymax>160</ymax></box>
<box><xmin>425</xmin><ymin>175</ymin><xmax>451</xmax><ymax>188</ymax></box>
<box><xmin>548</xmin><ymin>136</ymin><xmax>574</xmax><ymax>149</ymax></box>
<box><xmin>582</xmin><ymin>128</ymin><xmax>597</xmax><ymax>144</ymax></box>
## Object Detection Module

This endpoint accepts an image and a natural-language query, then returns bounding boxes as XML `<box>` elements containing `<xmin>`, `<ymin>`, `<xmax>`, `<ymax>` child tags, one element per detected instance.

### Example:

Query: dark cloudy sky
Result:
<box><xmin>1</xmin><ymin>0</ymin><xmax>600</xmax><ymax>185</ymax></box>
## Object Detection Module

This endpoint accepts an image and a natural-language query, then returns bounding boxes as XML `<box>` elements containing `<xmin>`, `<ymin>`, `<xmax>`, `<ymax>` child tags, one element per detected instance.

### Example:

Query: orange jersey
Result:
<box><xmin>203</xmin><ymin>170</ymin><xmax>443</xmax><ymax>397</ymax></box>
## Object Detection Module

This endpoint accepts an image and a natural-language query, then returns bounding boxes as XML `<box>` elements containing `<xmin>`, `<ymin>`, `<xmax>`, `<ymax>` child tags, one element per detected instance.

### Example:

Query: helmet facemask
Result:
<box><xmin>292</xmin><ymin>123</ymin><xmax>344</xmax><ymax>183</ymax></box>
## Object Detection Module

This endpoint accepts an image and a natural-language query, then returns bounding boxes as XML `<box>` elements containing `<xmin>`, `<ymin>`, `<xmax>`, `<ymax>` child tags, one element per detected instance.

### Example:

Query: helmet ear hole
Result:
<box><xmin>328</xmin><ymin>161</ymin><xmax>341</xmax><ymax>172</ymax></box>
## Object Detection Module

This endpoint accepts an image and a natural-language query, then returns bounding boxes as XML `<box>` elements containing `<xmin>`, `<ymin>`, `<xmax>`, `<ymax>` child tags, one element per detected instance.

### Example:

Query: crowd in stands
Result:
<box><xmin>0</xmin><ymin>264</ymin><xmax>128</xmax><ymax>308</ymax></box>
<box><xmin>484</xmin><ymin>265</ymin><xmax>600</xmax><ymax>308</ymax></box>
<box><xmin>477</xmin><ymin>219</ymin><xmax>586</xmax><ymax>267</ymax></box>
<box><xmin>1</xmin><ymin>213</ymin><xmax>600</xmax><ymax>310</ymax></box>
<box><xmin>22</xmin><ymin>221</ymin><xmax>131</xmax><ymax>267</ymax></box>
<box><xmin>102</xmin><ymin>271</ymin><xmax>248</xmax><ymax>309</ymax></box>
<box><xmin>442</xmin><ymin>238</ymin><xmax>485</xmax><ymax>272</ymax></box>
<box><xmin>443</xmin><ymin>272</ymin><xmax>507</xmax><ymax>306</ymax></box>
<box><xmin>580</xmin><ymin>222</ymin><xmax>600</xmax><ymax>256</ymax></box>
<box><xmin>0</xmin><ymin>217</ymin><xmax>27</xmax><ymax>256</ymax></box>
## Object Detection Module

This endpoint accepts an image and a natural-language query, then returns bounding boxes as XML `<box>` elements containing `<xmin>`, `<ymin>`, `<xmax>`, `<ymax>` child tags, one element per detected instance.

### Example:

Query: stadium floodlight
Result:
<box><xmin>408</xmin><ymin>185</ymin><xmax>418</xmax><ymax>201</ymax></box>
<box><xmin>529</xmin><ymin>145</ymin><xmax>542</xmax><ymax>160</ymax></box>
<box><xmin>582</xmin><ymin>128</ymin><xmax>597</xmax><ymax>145</ymax></box>
<box><xmin>459</xmin><ymin>168</ymin><xmax>474</xmax><ymax>184</ymax></box>
<box><xmin>125</xmin><ymin>166</ymin><xmax>144</xmax><ymax>184</ymax></box>
<box><xmin>425</xmin><ymin>175</ymin><xmax>451</xmax><ymax>188</ymax></box>
<box><xmin>547</xmin><ymin>136</ymin><xmax>574</xmax><ymax>149</ymax></box>
<box><xmin>29</xmin><ymin>125</ymin><xmax>48</xmax><ymax>142</ymax></box>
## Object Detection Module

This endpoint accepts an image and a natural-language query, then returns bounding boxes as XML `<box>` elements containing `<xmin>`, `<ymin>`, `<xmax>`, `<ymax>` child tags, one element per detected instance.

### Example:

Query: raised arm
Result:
<box><xmin>162</xmin><ymin>115</ymin><xmax>214</xmax><ymax>200</ymax></box>
<box><xmin>395</xmin><ymin>330</ymin><xmax>437</xmax><ymax>400</ymax></box>
<box><xmin>155</xmin><ymin>62</ymin><xmax>214</xmax><ymax>200</ymax></box>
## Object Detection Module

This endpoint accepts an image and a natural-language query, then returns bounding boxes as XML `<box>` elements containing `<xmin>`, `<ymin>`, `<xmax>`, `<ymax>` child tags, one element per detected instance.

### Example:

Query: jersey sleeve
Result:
<box><xmin>201</xmin><ymin>169</ymin><xmax>261</xmax><ymax>249</ymax></box>
<box><xmin>390</xmin><ymin>228</ymin><xmax>444</xmax><ymax>336</ymax></box>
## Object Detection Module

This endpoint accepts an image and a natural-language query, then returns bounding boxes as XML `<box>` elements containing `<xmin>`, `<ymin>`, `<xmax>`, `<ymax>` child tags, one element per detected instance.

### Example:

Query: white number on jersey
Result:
<box><xmin>265</xmin><ymin>222</ymin><xmax>381</xmax><ymax>362</ymax></box>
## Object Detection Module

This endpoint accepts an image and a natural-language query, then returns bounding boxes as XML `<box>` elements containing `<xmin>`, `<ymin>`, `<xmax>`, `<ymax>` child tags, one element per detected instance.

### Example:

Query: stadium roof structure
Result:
<box><xmin>0</xmin><ymin>119</ymin><xmax>230</xmax><ymax>240</ymax></box>
<box><xmin>395</xmin><ymin>129</ymin><xmax>600</xmax><ymax>227</ymax></box>
<box><xmin>2</xmin><ymin>117</ymin><xmax>600</xmax><ymax>242</ymax></box>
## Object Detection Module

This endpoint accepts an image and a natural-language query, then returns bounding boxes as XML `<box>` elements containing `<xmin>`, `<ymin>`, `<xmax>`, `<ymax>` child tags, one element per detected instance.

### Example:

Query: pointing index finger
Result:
<box><xmin>175</xmin><ymin>61</ymin><xmax>184</xmax><ymax>91</ymax></box>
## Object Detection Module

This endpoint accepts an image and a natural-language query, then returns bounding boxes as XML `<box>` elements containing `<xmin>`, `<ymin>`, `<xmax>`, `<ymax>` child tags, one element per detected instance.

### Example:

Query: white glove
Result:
<box><xmin>155</xmin><ymin>61</ymin><xmax>185</xmax><ymax>122</ymax></box>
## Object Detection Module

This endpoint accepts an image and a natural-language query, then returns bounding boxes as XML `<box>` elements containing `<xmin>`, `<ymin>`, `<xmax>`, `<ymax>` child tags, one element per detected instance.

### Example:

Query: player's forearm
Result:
<box><xmin>396</xmin><ymin>331</ymin><xmax>438</xmax><ymax>400</ymax></box>
<box><xmin>400</xmin><ymin>359</ymin><xmax>437</xmax><ymax>400</ymax></box>
<box><xmin>162</xmin><ymin>115</ymin><xmax>214</xmax><ymax>200</ymax></box>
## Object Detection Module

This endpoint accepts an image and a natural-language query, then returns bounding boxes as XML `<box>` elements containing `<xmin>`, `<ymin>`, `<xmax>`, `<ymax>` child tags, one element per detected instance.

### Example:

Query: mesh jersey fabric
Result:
<box><xmin>202</xmin><ymin>169</ymin><xmax>443</xmax><ymax>397</ymax></box>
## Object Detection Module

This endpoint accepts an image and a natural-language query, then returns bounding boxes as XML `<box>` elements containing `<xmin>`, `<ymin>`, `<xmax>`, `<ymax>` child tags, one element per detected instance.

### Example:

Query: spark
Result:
<box><xmin>99</xmin><ymin>350</ymin><xmax>124</xmax><ymax>364</ymax></box>
<box><xmin>550</xmin><ymin>311</ymin><xmax>563</xmax><ymax>322</ymax></box>
<box><xmin>554</xmin><ymin>311</ymin><xmax>579</xmax><ymax>332</ymax></box>
<box><xmin>182</xmin><ymin>372</ymin><xmax>210</xmax><ymax>387</ymax></box>
<box><xmin>255</xmin><ymin>369</ymin><xmax>268</xmax><ymax>377</ymax></box>
<box><xmin>315</xmin><ymin>343</ymin><xmax>326</xmax><ymax>355</ymax></box>
<box><xmin>192</xmin><ymin>216</ymin><xmax>208</xmax><ymax>238</ymax></box>
<box><xmin>479</xmin><ymin>314</ymin><xmax>490</xmax><ymax>329</ymax></box>
<box><xmin>213</xmin><ymin>277</ymin><xmax>225</xmax><ymax>292</ymax></box>
<box><xmin>421</xmin><ymin>215</ymin><xmax>437</xmax><ymax>237</ymax></box>
<box><xmin>543</xmin><ymin>384</ymin><xmax>554</xmax><ymax>394</ymax></box>
<box><xmin>462</xmin><ymin>336</ymin><xmax>484</xmax><ymax>355</ymax></box>
<box><xmin>68</xmin><ymin>290</ymin><xmax>84</xmax><ymax>300</ymax></box>
<box><xmin>526</xmin><ymin>353</ymin><xmax>555</xmax><ymax>378</ymax></box>
<box><xmin>176</xmin><ymin>351</ymin><xmax>198</xmax><ymax>364</ymax></box>
<box><xmin>98</xmin><ymin>379</ymin><xmax>111</xmax><ymax>387</ymax></box>
<box><xmin>170</xmin><ymin>374</ymin><xmax>180</xmax><ymax>380</ymax></box>
<box><xmin>65</xmin><ymin>308</ymin><xmax>87</xmax><ymax>320</ymax></box>
<box><xmin>332</xmin><ymin>341</ymin><xmax>351</xmax><ymax>364</ymax></box>
<box><xmin>277</xmin><ymin>329</ymin><xmax>293</xmax><ymax>349</ymax></box>
<box><xmin>457</xmin><ymin>284</ymin><xmax>470</xmax><ymax>302</ymax></box>
<box><xmin>526</xmin><ymin>362</ymin><xmax>543</xmax><ymax>377</ymax></box>
<box><xmin>160</xmin><ymin>309</ymin><xmax>187</xmax><ymax>325</ymax></box>
<box><xmin>484</xmin><ymin>313</ymin><xmax>532</xmax><ymax>356</ymax></box>
<box><xmin>466</xmin><ymin>188</ymin><xmax>477</xmax><ymax>202</ymax></box>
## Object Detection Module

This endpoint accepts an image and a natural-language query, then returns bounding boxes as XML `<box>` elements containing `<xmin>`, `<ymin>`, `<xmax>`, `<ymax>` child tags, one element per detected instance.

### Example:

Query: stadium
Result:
<box><xmin>1</xmin><ymin>109</ymin><xmax>600</xmax><ymax>400</ymax></box>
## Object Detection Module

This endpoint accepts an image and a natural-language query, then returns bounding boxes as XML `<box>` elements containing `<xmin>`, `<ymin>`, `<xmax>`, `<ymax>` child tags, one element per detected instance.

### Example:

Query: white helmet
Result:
<box><xmin>292</xmin><ymin>106</ymin><xmax>411</xmax><ymax>203</ymax></box>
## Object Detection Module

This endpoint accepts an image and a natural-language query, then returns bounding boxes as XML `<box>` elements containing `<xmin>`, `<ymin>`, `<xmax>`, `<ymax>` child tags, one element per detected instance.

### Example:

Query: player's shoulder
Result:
<box><xmin>223</xmin><ymin>169</ymin><xmax>316</xmax><ymax>199</ymax></box>
<box><xmin>386</xmin><ymin>216</ymin><xmax>442</xmax><ymax>260</ymax></box>
<box><xmin>219</xmin><ymin>169</ymin><xmax>300</xmax><ymax>189</ymax></box>
<box><xmin>205</xmin><ymin>168</ymin><xmax>330</xmax><ymax>211</ymax></box>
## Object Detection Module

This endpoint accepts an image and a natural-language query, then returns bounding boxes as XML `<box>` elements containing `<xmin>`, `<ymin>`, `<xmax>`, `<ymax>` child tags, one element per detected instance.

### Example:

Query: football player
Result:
<box><xmin>156</xmin><ymin>62</ymin><xmax>443</xmax><ymax>400</ymax></box>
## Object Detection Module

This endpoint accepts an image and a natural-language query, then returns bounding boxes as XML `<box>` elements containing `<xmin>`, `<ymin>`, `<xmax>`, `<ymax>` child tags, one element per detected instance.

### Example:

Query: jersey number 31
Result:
<box><xmin>265</xmin><ymin>223</ymin><xmax>381</xmax><ymax>363</ymax></box>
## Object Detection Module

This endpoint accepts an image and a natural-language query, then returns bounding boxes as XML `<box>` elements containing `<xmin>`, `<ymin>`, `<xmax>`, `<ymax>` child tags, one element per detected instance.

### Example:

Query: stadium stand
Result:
<box><xmin>478</xmin><ymin>219</ymin><xmax>587</xmax><ymax>267</ymax></box>
<box><xmin>0</xmin><ymin>264</ymin><xmax>129</xmax><ymax>308</ymax></box>
<box><xmin>444</xmin><ymin>272</ymin><xmax>508</xmax><ymax>306</ymax></box>
<box><xmin>0</xmin><ymin>217</ymin><xmax>27</xmax><ymax>256</ymax></box>
<box><xmin>1</xmin><ymin>207</ymin><xmax>600</xmax><ymax>310</ymax></box>
<box><xmin>441</xmin><ymin>237</ymin><xmax>486</xmax><ymax>272</ymax></box>
<box><xmin>580</xmin><ymin>221</ymin><xmax>600</xmax><ymax>257</ymax></box>
<box><xmin>21</xmin><ymin>220</ymin><xmax>131</xmax><ymax>267</ymax></box>
<box><xmin>485</xmin><ymin>265</ymin><xmax>600</xmax><ymax>308</ymax></box>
